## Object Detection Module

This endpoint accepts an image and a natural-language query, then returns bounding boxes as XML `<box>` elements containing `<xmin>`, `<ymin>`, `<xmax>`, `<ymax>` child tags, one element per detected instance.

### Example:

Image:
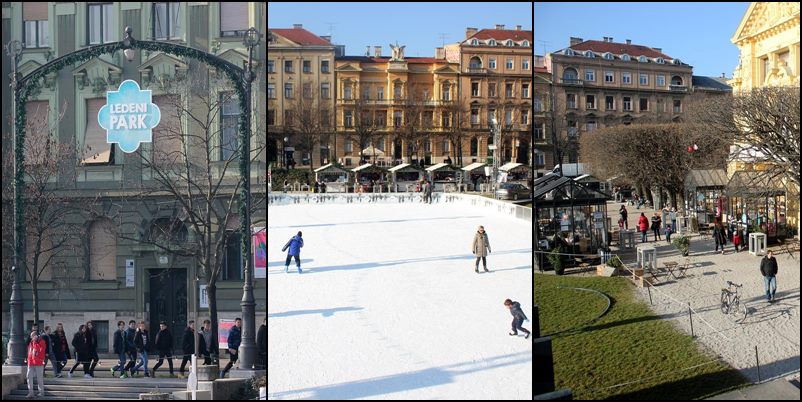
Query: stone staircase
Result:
<box><xmin>5</xmin><ymin>377</ymin><xmax>186</xmax><ymax>400</ymax></box>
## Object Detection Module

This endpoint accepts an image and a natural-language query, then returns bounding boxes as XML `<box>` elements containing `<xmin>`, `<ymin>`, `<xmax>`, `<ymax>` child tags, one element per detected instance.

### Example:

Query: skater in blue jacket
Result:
<box><xmin>282</xmin><ymin>231</ymin><xmax>304</xmax><ymax>273</ymax></box>
<box><xmin>504</xmin><ymin>299</ymin><xmax>530</xmax><ymax>339</ymax></box>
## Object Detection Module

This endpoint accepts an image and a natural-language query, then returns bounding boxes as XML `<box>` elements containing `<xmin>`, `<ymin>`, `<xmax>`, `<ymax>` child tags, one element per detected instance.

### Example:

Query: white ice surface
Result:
<box><xmin>267</xmin><ymin>201</ymin><xmax>532</xmax><ymax>399</ymax></box>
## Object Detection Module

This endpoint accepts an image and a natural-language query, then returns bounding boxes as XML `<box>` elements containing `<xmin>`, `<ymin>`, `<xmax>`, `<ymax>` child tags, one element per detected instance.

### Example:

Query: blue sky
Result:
<box><xmin>534</xmin><ymin>2</ymin><xmax>751</xmax><ymax>78</ymax></box>
<box><xmin>267</xmin><ymin>2</ymin><xmax>532</xmax><ymax>58</ymax></box>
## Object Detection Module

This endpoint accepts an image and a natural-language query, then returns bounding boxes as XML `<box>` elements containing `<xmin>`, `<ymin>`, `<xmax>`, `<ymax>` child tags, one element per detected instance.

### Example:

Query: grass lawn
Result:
<box><xmin>535</xmin><ymin>274</ymin><xmax>749</xmax><ymax>399</ymax></box>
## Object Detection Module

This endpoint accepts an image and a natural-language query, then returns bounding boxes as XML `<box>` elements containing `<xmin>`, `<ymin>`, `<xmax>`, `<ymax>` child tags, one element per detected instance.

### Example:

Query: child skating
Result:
<box><xmin>282</xmin><ymin>231</ymin><xmax>304</xmax><ymax>273</ymax></box>
<box><xmin>504</xmin><ymin>299</ymin><xmax>530</xmax><ymax>339</ymax></box>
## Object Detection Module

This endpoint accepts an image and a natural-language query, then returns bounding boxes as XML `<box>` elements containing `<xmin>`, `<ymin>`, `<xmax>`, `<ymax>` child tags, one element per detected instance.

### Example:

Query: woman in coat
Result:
<box><xmin>472</xmin><ymin>226</ymin><xmax>491</xmax><ymax>273</ymax></box>
<box><xmin>68</xmin><ymin>325</ymin><xmax>90</xmax><ymax>378</ymax></box>
<box><xmin>713</xmin><ymin>222</ymin><xmax>727</xmax><ymax>254</ymax></box>
<box><xmin>638</xmin><ymin>213</ymin><xmax>649</xmax><ymax>243</ymax></box>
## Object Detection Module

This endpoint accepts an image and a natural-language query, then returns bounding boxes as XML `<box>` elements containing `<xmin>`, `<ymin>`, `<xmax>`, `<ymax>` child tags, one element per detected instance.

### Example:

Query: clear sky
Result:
<box><xmin>267</xmin><ymin>2</ymin><xmax>533</xmax><ymax>58</ymax></box>
<box><xmin>534</xmin><ymin>2</ymin><xmax>751</xmax><ymax>78</ymax></box>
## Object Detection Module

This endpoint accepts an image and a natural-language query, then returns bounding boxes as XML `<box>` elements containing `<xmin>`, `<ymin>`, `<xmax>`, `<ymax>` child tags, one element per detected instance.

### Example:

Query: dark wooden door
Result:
<box><xmin>149</xmin><ymin>269</ymin><xmax>187</xmax><ymax>353</ymax></box>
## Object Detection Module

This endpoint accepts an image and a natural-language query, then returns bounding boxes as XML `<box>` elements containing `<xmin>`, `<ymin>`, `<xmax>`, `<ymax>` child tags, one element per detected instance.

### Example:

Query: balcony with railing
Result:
<box><xmin>560</xmin><ymin>78</ymin><xmax>584</xmax><ymax>86</ymax></box>
<box><xmin>669</xmin><ymin>84</ymin><xmax>688</xmax><ymax>92</ymax></box>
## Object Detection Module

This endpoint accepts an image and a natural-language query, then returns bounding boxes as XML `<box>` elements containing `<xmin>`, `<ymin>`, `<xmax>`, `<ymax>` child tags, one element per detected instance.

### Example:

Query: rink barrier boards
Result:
<box><xmin>268</xmin><ymin>193</ymin><xmax>533</xmax><ymax>223</ymax></box>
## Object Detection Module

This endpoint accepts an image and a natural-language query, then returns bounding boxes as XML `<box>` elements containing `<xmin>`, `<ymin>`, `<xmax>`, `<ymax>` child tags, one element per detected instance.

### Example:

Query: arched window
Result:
<box><xmin>564</xmin><ymin>48</ymin><xmax>575</xmax><ymax>56</ymax></box>
<box><xmin>603</xmin><ymin>52</ymin><xmax>613</xmax><ymax>60</ymax></box>
<box><xmin>621</xmin><ymin>54</ymin><xmax>630</xmax><ymax>61</ymax></box>
<box><xmin>655</xmin><ymin>57</ymin><xmax>665</xmax><ymax>64</ymax></box>
<box><xmin>522</xmin><ymin>40</ymin><xmax>529</xmax><ymax>47</ymax></box>
<box><xmin>671</xmin><ymin>76</ymin><xmax>683</xmax><ymax>86</ymax></box>
<box><xmin>488</xmin><ymin>39</ymin><xmax>496</xmax><ymax>46</ymax></box>
<box><xmin>638</xmin><ymin>55</ymin><xmax>648</xmax><ymax>63</ymax></box>
<box><xmin>89</xmin><ymin>218</ymin><xmax>117</xmax><ymax>281</ymax></box>
<box><xmin>562</xmin><ymin>67</ymin><xmax>578</xmax><ymax>81</ymax></box>
<box><xmin>471</xmin><ymin>38</ymin><xmax>478</xmax><ymax>46</ymax></box>
<box><xmin>585</xmin><ymin>50</ymin><xmax>594</xmax><ymax>58</ymax></box>
<box><xmin>469</xmin><ymin>56</ymin><xmax>483</xmax><ymax>69</ymax></box>
<box><xmin>673</xmin><ymin>58</ymin><xmax>682</xmax><ymax>65</ymax></box>
<box><xmin>506</xmin><ymin>40</ymin><xmax>514</xmax><ymax>47</ymax></box>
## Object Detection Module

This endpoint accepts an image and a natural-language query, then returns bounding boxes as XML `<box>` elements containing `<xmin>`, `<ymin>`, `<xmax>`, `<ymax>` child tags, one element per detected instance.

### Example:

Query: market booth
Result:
<box><xmin>727</xmin><ymin>171</ymin><xmax>789</xmax><ymax>242</ymax></box>
<box><xmin>462</xmin><ymin>162</ymin><xmax>487</xmax><ymax>191</ymax></box>
<box><xmin>352</xmin><ymin>164</ymin><xmax>388</xmax><ymax>192</ymax></box>
<box><xmin>425</xmin><ymin>163</ymin><xmax>460</xmax><ymax>191</ymax></box>
<box><xmin>534</xmin><ymin>174</ymin><xmax>611</xmax><ymax>272</ymax></box>
<box><xmin>684</xmin><ymin>169</ymin><xmax>728</xmax><ymax>226</ymax></box>
<box><xmin>499</xmin><ymin>162</ymin><xmax>531</xmax><ymax>184</ymax></box>
<box><xmin>388</xmin><ymin>163</ymin><xmax>424</xmax><ymax>192</ymax></box>
<box><xmin>314</xmin><ymin>163</ymin><xmax>351</xmax><ymax>193</ymax></box>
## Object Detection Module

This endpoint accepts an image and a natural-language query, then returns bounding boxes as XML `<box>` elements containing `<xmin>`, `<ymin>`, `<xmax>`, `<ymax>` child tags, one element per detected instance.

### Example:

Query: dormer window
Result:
<box><xmin>621</xmin><ymin>54</ymin><xmax>630</xmax><ymax>61</ymax></box>
<box><xmin>506</xmin><ymin>40</ymin><xmax>514</xmax><ymax>47</ymax></box>
<box><xmin>522</xmin><ymin>40</ymin><xmax>529</xmax><ymax>47</ymax></box>
<box><xmin>673</xmin><ymin>58</ymin><xmax>681</xmax><ymax>65</ymax></box>
<box><xmin>639</xmin><ymin>55</ymin><xmax>648</xmax><ymax>63</ymax></box>
<box><xmin>564</xmin><ymin>48</ymin><xmax>575</xmax><ymax>56</ymax></box>
<box><xmin>471</xmin><ymin>38</ymin><xmax>479</xmax><ymax>46</ymax></box>
<box><xmin>584</xmin><ymin>50</ymin><xmax>594</xmax><ymax>58</ymax></box>
<box><xmin>488</xmin><ymin>39</ymin><xmax>496</xmax><ymax>46</ymax></box>
<box><xmin>655</xmin><ymin>57</ymin><xmax>665</xmax><ymax>64</ymax></box>
<box><xmin>603</xmin><ymin>52</ymin><xmax>613</xmax><ymax>60</ymax></box>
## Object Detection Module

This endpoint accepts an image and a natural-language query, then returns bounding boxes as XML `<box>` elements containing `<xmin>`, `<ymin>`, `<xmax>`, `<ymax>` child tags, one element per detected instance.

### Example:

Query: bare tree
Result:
<box><xmin>285</xmin><ymin>80</ymin><xmax>331</xmax><ymax>171</ymax></box>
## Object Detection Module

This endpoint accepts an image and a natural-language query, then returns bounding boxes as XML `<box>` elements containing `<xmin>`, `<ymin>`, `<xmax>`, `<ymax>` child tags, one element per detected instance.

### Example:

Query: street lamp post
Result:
<box><xmin>237</xmin><ymin>27</ymin><xmax>261</xmax><ymax>372</ymax></box>
<box><xmin>5</xmin><ymin>39</ymin><xmax>26</xmax><ymax>367</ymax></box>
<box><xmin>490</xmin><ymin>117</ymin><xmax>501</xmax><ymax>199</ymax></box>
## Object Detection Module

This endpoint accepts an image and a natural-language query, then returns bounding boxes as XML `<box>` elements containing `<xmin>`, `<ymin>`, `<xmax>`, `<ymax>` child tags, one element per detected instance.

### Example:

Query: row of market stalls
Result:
<box><xmin>684</xmin><ymin>169</ymin><xmax>793</xmax><ymax>242</ymax></box>
<box><xmin>312</xmin><ymin>162</ymin><xmax>532</xmax><ymax>193</ymax></box>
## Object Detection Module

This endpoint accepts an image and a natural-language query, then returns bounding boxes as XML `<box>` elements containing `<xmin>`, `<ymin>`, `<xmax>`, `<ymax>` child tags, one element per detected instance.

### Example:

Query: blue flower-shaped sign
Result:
<box><xmin>98</xmin><ymin>80</ymin><xmax>161</xmax><ymax>153</ymax></box>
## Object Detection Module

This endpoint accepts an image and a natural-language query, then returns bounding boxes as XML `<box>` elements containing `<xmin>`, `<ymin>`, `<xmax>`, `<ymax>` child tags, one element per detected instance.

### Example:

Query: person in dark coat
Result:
<box><xmin>282</xmin><ymin>232</ymin><xmax>304</xmax><ymax>273</ymax></box>
<box><xmin>504</xmin><ymin>299</ymin><xmax>530</xmax><ymax>339</ymax></box>
<box><xmin>650</xmin><ymin>213</ymin><xmax>662</xmax><ymax>241</ymax></box>
<box><xmin>760</xmin><ymin>250</ymin><xmax>779</xmax><ymax>302</ymax></box>
<box><xmin>85</xmin><ymin>321</ymin><xmax>99</xmax><ymax>377</ymax></box>
<box><xmin>179</xmin><ymin>320</ymin><xmax>205</xmax><ymax>376</ymax></box>
<box><xmin>220</xmin><ymin>318</ymin><xmax>242</xmax><ymax>378</ymax></box>
<box><xmin>68</xmin><ymin>324</ymin><xmax>90</xmax><ymax>378</ymax></box>
<box><xmin>133</xmin><ymin>321</ymin><xmax>151</xmax><ymax>377</ymax></box>
<box><xmin>111</xmin><ymin>321</ymin><xmax>127</xmax><ymax>377</ymax></box>
<box><xmin>619</xmin><ymin>205</ymin><xmax>628</xmax><ymax>229</ymax></box>
<box><xmin>257</xmin><ymin>317</ymin><xmax>267</xmax><ymax>369</ymax></box>
<box><xmin>713</xmin><ymin>222</ymin><xmax>727</xmax><ymax>254</ymax></box>
<box><xmin>122</xmin><ymin>320</ymin><xmax>137</xmax><ymax>377</ymax></box>
<box><xmin>151</xmin><ymin>321</ymin><xmax>174</xmax><ymax>377</ymax></box>
<box><xmin>51</xmin><ymin>323</ymin><xmax>71</xmax><ymax>377</ymax></box>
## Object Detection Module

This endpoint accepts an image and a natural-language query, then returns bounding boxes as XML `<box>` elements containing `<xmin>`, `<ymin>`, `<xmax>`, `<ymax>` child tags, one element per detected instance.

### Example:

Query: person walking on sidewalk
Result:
<box><xmin>760</xmin><ymin>250</ymin><xmax>779</xmax><ymax>302</ymax></box>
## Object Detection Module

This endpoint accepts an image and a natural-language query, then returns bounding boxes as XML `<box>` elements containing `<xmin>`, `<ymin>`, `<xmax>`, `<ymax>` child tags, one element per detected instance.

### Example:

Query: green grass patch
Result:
<box><xmin>535</xmin><ymin>274</ymin><xmax>749</xmax><ymax>400</ymax></box>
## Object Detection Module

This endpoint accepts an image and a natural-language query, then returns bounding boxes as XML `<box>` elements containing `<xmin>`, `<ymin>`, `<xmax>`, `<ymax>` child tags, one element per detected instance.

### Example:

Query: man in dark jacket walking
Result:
<box><xmin>760</xmin><ymin>250</ymin><xmax>779</xmax><ymax>302</ymax></box>
<box><xmin>179</xmin><ymin>320</ymin><xmax>206</xmax><ymax>377</ymax></box>
<box><xmin>110</xmin><ymin>321</ymin><xmax>127</xmax><ymax>378</ymax></box>
<box><xmin>219</xmin><ymin>318</ymin><xmax>242</xmax><ymax>378</ymax></box>
<box><xmin>504</xmin><ymin>299</ymin><xmax>531</xmax><ymax>339</ymax></box>
<box><xmin>152</xmin><ymin>321</ymin><xmax>175</xmax><ymax>377</ymax></box>
<box><xmin>257</xmin><ymin>317</ymin><xmax>266</xmax><ymax>369</ymax></box>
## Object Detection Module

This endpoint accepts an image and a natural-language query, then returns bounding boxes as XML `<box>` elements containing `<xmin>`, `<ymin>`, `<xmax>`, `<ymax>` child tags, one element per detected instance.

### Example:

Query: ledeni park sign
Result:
<box><xmin>98</xmin><ymin>80</ymin><xmax>161</xmax><ymax>153</ymax></box>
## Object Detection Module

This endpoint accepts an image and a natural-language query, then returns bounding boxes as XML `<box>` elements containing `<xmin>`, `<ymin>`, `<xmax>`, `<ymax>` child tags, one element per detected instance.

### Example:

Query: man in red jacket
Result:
<box><xmin>27</xmin><ymin>331</ymin><xmax>47</xmax><ymax>398</ymax></box>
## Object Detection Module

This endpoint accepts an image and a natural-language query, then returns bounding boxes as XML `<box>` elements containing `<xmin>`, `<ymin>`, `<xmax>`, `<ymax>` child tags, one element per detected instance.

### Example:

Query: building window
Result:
<box><xmin>345</xmin><ymin>111</ymin><xmax>353</xmax><ymax>128</ymax></box>
<box><xmin>220</xmin><ymin>93</ymin><xmax>240</xmax><ymax>161</ymax></box>
<box><xmin>586</xmin><ymin>121</ymin><xmax>597</xmax><ymax>131</ymax></box>
<box><xmin>621</xmin><ymin>54</ymin><xmax>630</xmax><ymax>61</ymax></box>
<box><xmin>81</xmin><ymin>98</ymin><xmax>113</xmax><ymax>165</ymax></box>
<box><xmin>585</xmin><ymin>69</ymin><xmax>595</xmax><ymax>82</ymax></box>
<box><xmin>673</xmin><ymin>99</ymin><xmax>682</xmax><ymax>113</ymax></box>
<box><xmin>394</xmin><ymin>111</ymin><xmax>402</xmax><ymax>128</ymax></box>
<box><xmin>488</xmin><ymin>83</ymin><xmax>497</xmax><ymax>98</ymax></box>
<box><xmin>303</xmin><ymin>60</ymin><xmax>311</xmax><ymax>73</ymax></box>
<box><xmin>220</xmin><ymin>2</ymin><xmax>249</xmax><ymax>37</ymax></box>
<box><xmin>657</xmin><ymin>75</ymin><xmax>665</xmax><ymax>87</ymax></box>
<box><xmin>535</xmin><ymin>151</ymin><xmax>545</xmax><ymax>167</ymax></box>
<box><xmin>267</xmin><ymin>60</ymin><xmax>275</xmax><ymax>73</ymax></box>
<box><xmin>522</xmin><ymin>59</ymin><xmax>530</xmax><ymax>70</ymax></box>
<box><xmin>603</xmin><ymin>53</ymin><xmax>613</xmax><ymax>60</ymax></box>
<box><xmin>267</xmin><ymin>83</ymin><xmax>275</xmax><ymax>99</ymax></box>
<box><xmin>470</xmin><ymin>137</ymin><xmax>478</xmax><ymax>156</ymax></box>
<box><xmin>622</xmin><ymin>72</ymin><xmax>631</xmax><ymax>84</ymax></box>
<box><xmin>604</xmin><ymin>71</ymin><xmax>614</xmax><ymax>83</ymax></box>
<box><xmin>268</xmin><ymin>109</ymin><xmax>275</xmax><ymax>126</ymax></box>
<box><xmin>321</xmin><ymin>60</ymin><xmax>330</xmax><ymax>73</ymax></box>
<box><xmin>284</xmin><ymin>83</ymin><xmax>293</xmax><ymax>98</ymax></box>
<box><xmin>534</xmin><ymin>123</ymin><xmax>544</xmax><ymax>140</ymax></box>
<box><xmin>303</xmin><ymin>83</ymin><xmax>312</xmax><ymax>99</ymax></box>
<box><xmin>522</xmin><ymin>83</ymin><xmax>530</xmax><ymax>98</ymax></box>
<box><xmin>23</xmin><ymin>2</ymin><xmax>48</xmax><ymax>48</ymax></box>
<box><xmin>623</xmin><ymin>96</ymin><xmax>632</xmax><ymax>111</ymax></box>
<box><xmin>469</xmin><ymin>56</ymin><xmax>482</xmax><ymax>69</ymax></box>
<box><xmin>567</xmin><ymin>93</ymin><xmax>577</xmax><ymax>109</ymax></box>
<box><xmin>377</xmin><ymin>86</ymin><xmax>384</xmax><ymax>100</ymax></box>
<box><xmin>505</xmin><ymin>83</ymin><xmax>514</xmax><ymax>98</ymax></box>
<box><xmin>605</xmin><ymin>96</ymin><xmax>615</xmax><ymax>110</ymax></box>
<box><xmin>639</xmin><ymin>98</ymin><xmax>649</xmax><ymax>112</ymax></box>
<box><xmin>640</xmin><ymin>73</ymin><xmax>648</xmax><ymax>85</ymax></box>
<box><xmin>344</xmin><ymin>86</ymin><xmax>352</xmax><ymax>100</ymax></box>
<box><xmin>567</xmin><ymin>121</ymin><xmax>577</xmax><ymax>138</ymax></box>
<box><xmin>471</xmin><ymin>38</ymin><xmax>479</xmax><ymax>46</ymax></box>
<box><xmin>506</xmin><ymin>58</ymin><xmax>514</xmax><ymax>69</ymax></box>
<box><xmin>222</xmin><ymin>226</ymin><xmax>243</xmax><ymax>281</ymax></box>
<box><xmin>521</xmin><ymin>110</ymin><xmax>529</xmax><ymax>125</ymax></box>
<box><xmin>584</xmin><ymin>50</ymin><xmax>594</xmax><ymax>58</ymax></box>
<box><xmin>489</xmin><ymin>58</ymin><xmax>497</xmax><ymax>69</ymax></box>
<box><xmin>586</xmin><ymin>95</ymin><xmax>596</xmax><ymax>110</ymax></box>
<box><xmin>284</xmin><ymin>60</ymin><xmax>293</xmax><ymax>73</ymax></box>
<box><xmin>471</xmin><ymin>81</ymin><xmax>480</xmax><ymax>97</ymax></box>
<box><xmin>344</xmin><ymin>139</ymin><xmax>353</xmax><ymax>154</ymax></box>
<box><xmin>321</xmin><ymin>83</ymin><xmax>330</xmax><ymax>99</ymax></box>
<box><xmin>88</xmin><ymin>3</ymin><xmax>113</xmax><ymax>45</ymax></box>
<box><xmin>441</xmin><ymin>112</ymin><xmax>451</xmax><ymax>128</ymax></box>
<box><xmin>89</xmin><ymin>218</ymin><xmax>116</xmax><ymax>281</ymax></box>
<box><xmin>153</xmin><ymin>2</ymin><xmax>181</xmax><ymax>40</ymax></box>
<box><xmin>534</xmin><ymin>96</ymin><xmax>542</xmax><ymax>112</ymax></box>
<box><xmin>471</xmin><ymin>108</ymin><xmax>479</xmax><ymax>125</ymax></box>
<box><xmin>639</xmin><ymin>55</ymin><xmax>648</xmax><ymax>63</ymax></box>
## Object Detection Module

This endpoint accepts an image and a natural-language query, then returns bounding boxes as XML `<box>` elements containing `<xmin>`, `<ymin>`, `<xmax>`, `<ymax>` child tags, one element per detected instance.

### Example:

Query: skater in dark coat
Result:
<box><xmin>282</xmin><ymin>231</ymin><xmax>304</xmax><ymax>273</ymax></box>
<box><xmin>504</xmin><ymin>299</ymin><xmax>531</xmax><ymax>339</ymax></box>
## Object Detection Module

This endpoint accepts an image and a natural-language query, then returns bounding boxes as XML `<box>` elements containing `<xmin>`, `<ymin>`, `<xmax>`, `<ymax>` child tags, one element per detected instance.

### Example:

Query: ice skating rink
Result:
<box><xmin>268</xmin><ymin>200</ymin><xmax>532</xmax><ymax>399</ymax></box>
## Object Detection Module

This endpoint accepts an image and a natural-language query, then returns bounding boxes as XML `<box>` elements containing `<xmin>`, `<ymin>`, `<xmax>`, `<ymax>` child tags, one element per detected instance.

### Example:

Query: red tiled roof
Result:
<box><xmin>338</xmin><ymin>56</ymin><xmax>451</xmax><ymax>64</ymax></box>
<box><xmin>270</xmin><ymin>28</ymin><xmax>331</xmax><ymax>46</ymax></box>
<box><xmin>534</xmin><ymin>66</ymin><xmax>548</xmax><ymax>73</ymax></box>
<box><xmin>469</xmin><ymin>29</ymin><xmax>533</xmax><ymax>42</ymax></box>
<box><xmin>570</xmin><ymin>40</ymin><xmax>671</xmax><ymax>59</ymax></box>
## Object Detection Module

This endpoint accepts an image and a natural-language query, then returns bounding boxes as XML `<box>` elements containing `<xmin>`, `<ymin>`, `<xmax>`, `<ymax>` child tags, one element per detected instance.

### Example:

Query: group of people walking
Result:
<box><xmin>24</xmin><ymin>317</ymin><xmax>267</xmax><ymax>397</ymax></box>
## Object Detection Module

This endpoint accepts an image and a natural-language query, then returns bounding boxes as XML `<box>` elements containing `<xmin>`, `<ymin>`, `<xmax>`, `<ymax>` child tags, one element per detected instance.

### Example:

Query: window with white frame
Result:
<box><xmin>220</xmin><ymin>93</ymin><xmax>240</xmax><ymax>161</ymax></box>
<box><xmin>23</xmin><ymin>2</ymin><xmax>48</xmax><ymax>48</ymax></box>
<box><xmin>604</xmin><ymin>71</ymin><xmax>614</xmax><ymax>83</ymax></box>
<box><xmin>585</xmin><ymin>69</ymin><xmax>595</xmax><ymax>82</ymax></box>
<box><xmin>622</xmin><ymin>72</ymin><xmax>631</xmax><ymax>84</ymax></box>
<box><xmin>153</xmin><ymin>2</ymin><xmax>181</xmax><ymax>40</ymax></box>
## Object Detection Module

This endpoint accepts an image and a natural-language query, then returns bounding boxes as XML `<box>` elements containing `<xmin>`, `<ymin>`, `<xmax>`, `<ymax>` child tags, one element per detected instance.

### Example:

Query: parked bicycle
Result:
<box><xmin>720</xmin><ymin>281</ymin><xmax>748</xmax><ymax>322</ymax></box>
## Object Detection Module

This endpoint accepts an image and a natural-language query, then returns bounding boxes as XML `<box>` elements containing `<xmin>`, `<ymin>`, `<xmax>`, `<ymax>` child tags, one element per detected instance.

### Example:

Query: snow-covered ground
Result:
<box><xmin>267</xmin><ymin>199</ymin><xmax>532</xmax><ymax>399</ymax></box>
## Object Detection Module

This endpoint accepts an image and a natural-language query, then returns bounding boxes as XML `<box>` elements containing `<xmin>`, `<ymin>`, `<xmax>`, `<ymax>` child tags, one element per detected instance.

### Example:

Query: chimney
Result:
<box><xmin>608</xmin><ymin>37</ymin><xmax>613</xmax><ymax>43</ymax></box>
<box><xmin>653</xmin><ymin>47</ymin><xmax>661</xmax><ymax>52</ymax></box>
<box><xmin>366</xmin><ymin>46</ymin><xmax>371</xmax><ymax>57</ymax></box>
<box><xmin>721</xmin><ymin>73</ymin><xmax>727</xmax><ymax>78</ymax></box>
<box><xmin>626</xmin><ymin>39</ymin><xmax>632</xmax><ymax>45</ymax></box>
<box><xmin>435</xmin><ymin>47</ymin><xmax>444</xmax><ymax>59</ymax></box>
<box><xmin>495</xmin><ymin>24</ymin><xmax>505</xmax><ymax>30</ymax></box>
<box><xmin>374</xmin><ymin>46</ymin><xmax>382</xmax><ymax>58</ymax></box>
<box><xmin>516</xmin><ymin>25</ymin><xmax>522</xmax><ymax>31</ymax></box>
<box><xmin>293</xmin><ymin>24</ymin><xmax>303</xmax><ymax>29</ymax></box>
<box><xmin>569</xmin><ymin>37</ymin><xmax>583</xmax><ymax>46</ymax></box>
<box><xmin>466</xmin><ymin>27</ymin><xmax>478</xmax><ymax>39</ymax></box>
<box><xmin>320</xmin><ymin>35</ymin><xmax>331</xmax><ymax>43</ymax></box>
